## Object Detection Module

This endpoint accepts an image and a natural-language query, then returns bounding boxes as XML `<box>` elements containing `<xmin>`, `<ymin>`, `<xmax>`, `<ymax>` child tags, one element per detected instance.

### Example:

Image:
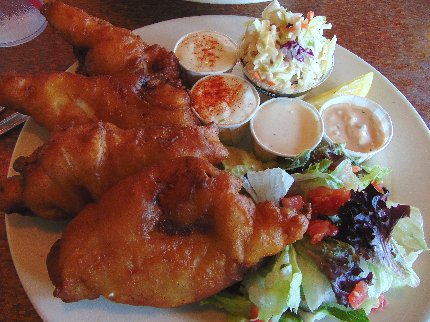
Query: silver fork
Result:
<box><xmin>0</xmin><ymin>109</ymin><xmax>29</xmax><ymax>136</ymax></box>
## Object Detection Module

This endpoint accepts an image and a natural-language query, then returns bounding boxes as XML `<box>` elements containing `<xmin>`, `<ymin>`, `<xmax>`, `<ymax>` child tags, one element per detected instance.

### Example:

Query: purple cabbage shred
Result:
<box><xmin>280</xmin><ymin>41</ymin><xmax>314</xmax><ymax>62</ymax></box>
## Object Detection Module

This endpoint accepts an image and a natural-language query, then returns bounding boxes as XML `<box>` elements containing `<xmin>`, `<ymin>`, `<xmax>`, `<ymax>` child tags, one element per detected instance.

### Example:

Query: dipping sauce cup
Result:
<box><xmin>191</xmin><ymin>74</ymin><xmax>260</xmax><ymax>145</ymax></box>
<box><xmin>251</xmin><ymin>98</ymin><xmax>324</xmax><ymax>161</ymax></box>
<box><xmin>174</xmin><ymin>30</ymin><xmax>238</xmax><ymax>85</ymax></box>
<box><xmin>320</xmin><ymin>95</ymin><xmax>393</xmax><ymax>163</ymax></box>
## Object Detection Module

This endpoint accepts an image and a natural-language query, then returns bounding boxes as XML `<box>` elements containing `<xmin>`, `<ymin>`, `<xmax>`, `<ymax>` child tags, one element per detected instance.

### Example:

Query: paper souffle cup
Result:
<box><xmin>190</xmin><ymin>73</ymin><xmax>260</xmax><ymax>145</ymax></box>
<box><xmin>319</xmin><ymin>95</ymin><xmax>393</xmax><ymax>163</ymax></box>
<box><xmin>174</xmin><ymin>30</ymin><xmax>238</xmax><ymax>86</ymax></box>
<box><xmin>250</xmin><ymin>98</ymin><xmax>324</xmax><ymax>161</ymax></box>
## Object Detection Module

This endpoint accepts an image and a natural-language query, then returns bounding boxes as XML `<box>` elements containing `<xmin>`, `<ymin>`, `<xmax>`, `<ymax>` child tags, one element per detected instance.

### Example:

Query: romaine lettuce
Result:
<box><xmin>244</xmin><ymin>246</ymin><xmax>302</xmax><ymax>322</ymax></box>
<box><xmin>200</xmin><ymin>291</ymin><xmax>252</xmax><ymax>320</ymax></box>
<box><xmin>295</xmin><ymin>247</ymin><xmax>336</xmax><ymax>311</ymax></box>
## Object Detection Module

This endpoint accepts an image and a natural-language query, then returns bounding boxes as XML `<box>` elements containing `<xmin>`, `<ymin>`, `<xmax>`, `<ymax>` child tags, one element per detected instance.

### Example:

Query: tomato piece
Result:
<box><xmin>351</xmin><ymin>165</ymin><xmax>362</xmax><ymax>173</ymax></box>
<box><xmin>249</xmin><ymin>305</ymin><xmax>271</xmax><ymax>322</ymax></box>
<box><xmin>250</xmin><ymin>305</ymin><xmax>259</xmax><ymax>321</ymax></box>
<box><xmin>371</xmin><ymin>180</ymin><xmax>385</xmax><ymax>194</ymax></box>
<box><xmin>308</xmin><ymin>187</ymin><xmax>351</xmax><ymax>217</ymax></box>
<box><xmin>281</xmin><ymin>195</ymin><xmax>304</xmax><ymax>210</ymax></box>
<box><xmin>348</xmin><ymin>281</ymin><xmax>369</xmax><ymax>309</ymax></box>
<box><xmin>306</xmin><ymin>219</ymin><xmax>338</xmax><ymax>244</ymax></box>
<box><xmin>372</xmin><ymin>294</ymin><xmax>388</xmax><ymax>312</ymax></box>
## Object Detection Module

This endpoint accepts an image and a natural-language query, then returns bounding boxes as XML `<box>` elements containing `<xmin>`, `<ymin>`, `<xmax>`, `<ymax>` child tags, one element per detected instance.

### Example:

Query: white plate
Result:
<box><xmin>5</xmin><ymin>15</ymin><xmax>430</xmax><ymax>322</ymax></box>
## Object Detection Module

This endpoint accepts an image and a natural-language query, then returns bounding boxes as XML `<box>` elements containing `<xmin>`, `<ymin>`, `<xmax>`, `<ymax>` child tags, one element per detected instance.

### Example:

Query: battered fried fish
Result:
<box><xmin>0</xmin><ymin>123</ymin><xmax>227</xmax><ymax>220</ymax></box>
<box><xmin>41</xmin><ymin>1</ymin><xmax>181</xmax><ymax>87</ymax></box>
<box><xmin>47</xmin><ymin>157</ymin><xmax>310</xmax><ymax>307</ymax></box>
<box><xmin>0</xmin><ymin>72</ymin><xmax>199</xmax><ymax>132</ymax></box>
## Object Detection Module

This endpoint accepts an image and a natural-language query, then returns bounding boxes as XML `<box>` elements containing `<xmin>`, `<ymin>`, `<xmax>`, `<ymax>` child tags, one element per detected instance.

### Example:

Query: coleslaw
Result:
<box><xmin>240</xmin><ymin>0</ymin><xmax>337</xmax><ymax>95</ymax></box>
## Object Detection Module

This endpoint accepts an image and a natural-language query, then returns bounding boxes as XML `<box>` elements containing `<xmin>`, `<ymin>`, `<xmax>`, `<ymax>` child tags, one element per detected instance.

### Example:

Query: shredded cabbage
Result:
<box><xmin>240</xmin><ymin>0</ymin><xmax>336</xmax><ymax>94</ymax></box>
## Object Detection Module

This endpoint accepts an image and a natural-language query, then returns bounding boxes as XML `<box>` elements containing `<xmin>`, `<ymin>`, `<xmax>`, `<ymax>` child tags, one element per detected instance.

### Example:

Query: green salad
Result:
<box><xmin>201</xmin><ymin>144</ymin><xmax>428</xmax><ymax>322</ymax></box>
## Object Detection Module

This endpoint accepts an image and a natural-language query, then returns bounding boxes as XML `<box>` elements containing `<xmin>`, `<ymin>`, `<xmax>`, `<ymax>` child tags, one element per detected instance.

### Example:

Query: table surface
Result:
<box><xmin>0</xmin><ymin>0</ymin><xmax>429</xmax><ymax>320</ymax></box>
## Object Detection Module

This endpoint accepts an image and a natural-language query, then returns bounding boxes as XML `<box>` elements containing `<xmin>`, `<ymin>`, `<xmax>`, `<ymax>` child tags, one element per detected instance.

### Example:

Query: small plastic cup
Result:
<box><xmin>250</xmin><ymin>98</ymin><xmax>324</xmax><ymax>161</ymax></box>
<box><xmin>174</xmin><ymin>30</ymin><xmax>238</xmax><ymax>86</ymax></box>
<box><xmin>241</xmin><ymin>58</ymin><xmax>334</xmax><ymax>99</ymax></box>
<box><xmin>190</xmin><ymin>73</ymin><xmax>260</xmax><ymax>145</ymax></box>
<box><xmin>320</xmin><ymin>95</ymin><xmax>393</xmax><ymax>163</ymax></box>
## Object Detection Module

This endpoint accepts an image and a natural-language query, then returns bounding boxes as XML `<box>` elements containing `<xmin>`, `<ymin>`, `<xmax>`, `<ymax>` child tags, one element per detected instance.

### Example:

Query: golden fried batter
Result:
<box><xmin>41</xmin><ymin>1</ymin><xmax>181</xmax><ymax>87</ymax></box>
<box><xmin>0</xmin><ymin>123</ymin><xmax>227</xmax><ymax>219</ymax></box>
<box><xmin>0</xmin><ymin>72</ymin><xmax>199</xmax><ymax>131</ymax></box>
<box><xmin>47</xmin><ymin>157</ymin><xmax>309</xmax><ymax>307</ymax></box>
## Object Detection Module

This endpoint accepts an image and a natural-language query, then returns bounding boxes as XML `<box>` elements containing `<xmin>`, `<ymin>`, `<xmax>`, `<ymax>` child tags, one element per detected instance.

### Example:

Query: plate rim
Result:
<box><xmin>5</xmin><ymin>14</ymin><xmax>430</xmax><ymax>322</ymax></box>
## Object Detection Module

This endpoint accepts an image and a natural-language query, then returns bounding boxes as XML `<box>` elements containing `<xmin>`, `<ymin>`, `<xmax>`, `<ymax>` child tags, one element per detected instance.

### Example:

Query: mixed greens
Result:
<box><xmin>204</xmin><ymin>144</ymin><xmax>427</xmax><ymax>322</ymax></box>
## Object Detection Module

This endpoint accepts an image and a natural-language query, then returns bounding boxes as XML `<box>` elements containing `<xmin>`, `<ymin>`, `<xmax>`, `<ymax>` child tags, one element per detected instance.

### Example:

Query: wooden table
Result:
<box><xmin>0</xmin><ymin>0</ymin><xmax>429</xmax><ymax>320</ymax></box>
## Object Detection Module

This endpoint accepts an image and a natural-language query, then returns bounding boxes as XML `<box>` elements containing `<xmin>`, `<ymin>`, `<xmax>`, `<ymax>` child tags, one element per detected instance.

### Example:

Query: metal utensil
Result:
<box><xmin>0</xmin><ymin>112</ymin><xmax>29</xmax><ymax>136</ymax></box>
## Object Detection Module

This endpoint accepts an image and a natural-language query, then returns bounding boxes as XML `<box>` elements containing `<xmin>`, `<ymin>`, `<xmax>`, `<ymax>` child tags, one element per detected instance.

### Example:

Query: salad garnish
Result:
<box><xmin>204</xmin><ymin>144</ymin><xmax>427</xmax><ymax>322</ymax></box>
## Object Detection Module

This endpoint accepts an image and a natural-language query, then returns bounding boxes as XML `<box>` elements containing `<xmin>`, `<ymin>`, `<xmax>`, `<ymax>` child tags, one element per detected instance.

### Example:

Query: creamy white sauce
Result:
<box><xmin>191</xmin><ymin>75</ymin><xmax>259</xmax><ymax>126</ymax></box>
<box><xmin>175</xmin><ymin>31</ymin><xmax>237</xmax><ymax>73</ymax></box>
<box><xmin>323</xmin><ymin>103</ymin><xmax>386</xmax><ymax>153</ymax></box>
<box><xmin>252</xmin><ymin>99</ymin><xmax>323</xmax><ymax>157</ymax></box>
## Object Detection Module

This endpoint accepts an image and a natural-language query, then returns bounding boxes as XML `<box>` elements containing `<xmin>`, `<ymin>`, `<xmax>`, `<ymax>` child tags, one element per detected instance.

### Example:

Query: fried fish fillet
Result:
<box><xmin>47</xmin><ymin>157</ymin><xmax>310</xmax><ymax>307</ymax></box>
<box><xmin>0</xmin><ymin>123</ymin><xmax>227</xmax><ymax>220</ymax></box>
<box><xmin>41</xmin><ymin>1</ymin><xmax>181</xmax><ymax>87</ymax></box>
<box><xmin>0</xmin><ymin>72</ymin><xmax>199</xmax><ymax>131</ymax></box>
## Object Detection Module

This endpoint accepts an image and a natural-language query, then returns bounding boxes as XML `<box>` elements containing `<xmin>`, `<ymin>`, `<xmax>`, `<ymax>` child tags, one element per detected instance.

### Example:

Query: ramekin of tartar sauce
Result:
<box><xmin>190</xmin><ymin>73</ymin><xmax>260</xmax><ymax>145</ymax></box>
<box><xmin>320</xmin><ymin>95</ymin><xmax>393</xmax><ymax>162</ymax></box>
<box><xmin>174</xmin><ymin>30</ymin><xmax>238</xmax><ymax>85</ymax></box>
<box><xmin>250</xmin><ymin>98</ymin><xmax>324</xmax><ymax>161</ymax></box>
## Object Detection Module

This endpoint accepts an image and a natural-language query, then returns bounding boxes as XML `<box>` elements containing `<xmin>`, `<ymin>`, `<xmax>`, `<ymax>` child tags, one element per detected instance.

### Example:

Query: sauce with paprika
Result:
<box><xmin>191</xmin><ymin>74</ymin><xmax>259</xmax><ymax>126</ymax></box>
<box><xmin>174</xmin><ymin>30</ymin><xmax>237</xmax><ymax>74</ymax></box>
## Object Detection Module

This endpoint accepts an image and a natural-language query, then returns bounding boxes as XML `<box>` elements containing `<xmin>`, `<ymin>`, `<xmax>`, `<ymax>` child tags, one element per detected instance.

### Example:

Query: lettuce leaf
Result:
<box><xmin>335</xmin><ymin>185</ymin><xmax>410</xmax><ymax>266</ymax></box>
<box><xmin>300</xmin><ymin>304</ymin><xmax>369</xmax><ymax>322</ymax></box>
<box><xmin>290</xmin><ymin>161</ymin><xmax>344</xmax><ymax>197</ymax></box>
<box><xmin>200</xmin><ymin>291</ymin><xmax>252</xmax><ymax>319</ymax></box>
<box><xmin>391</xmin><ymin>204</ymin><xmax>428</xmax><ymax>255</ymax></box>
<box><xmin>222</xmin><ymin>146</ymin><xmax>276</xmax><ymax>177</ymax></box>
<box><xmin>244</xmin><ymin>246</ymin><xmax>302</xmax><ymax>322</ymax></box>
<box><xmin>243</xmin><ymin>168</ymin><xmax>294</xmax><ymax>204</ymax></box>
<box><xmin>357</xmin><ymin>204</ymin><xmax>428</xmax><ymax>313</ymax></box>
<box><xmin>294</xmin><ymin>238</ymin><xmax>371</xmax><ymax>307</ymax></box>
<box><xmin>358</xmin><ymin>164</ymin><xmax>390</xmax><ymax>188</ymax></box>
<box><xmin>295</xmin><ymin>246</ymin><xmax>336</xmax><ymax>311</ymax></box>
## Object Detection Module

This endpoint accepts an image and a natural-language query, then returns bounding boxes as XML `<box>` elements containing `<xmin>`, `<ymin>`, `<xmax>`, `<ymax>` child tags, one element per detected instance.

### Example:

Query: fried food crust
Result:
<box><xmin>47</xmin><ymin>157</ymin><xmax>309</xmax><ymax>307</ymax></box>
<box><xmin>41</xmin><ymin>1</ymin><xmax>181</xmax><ymax>86</ymax></box>
<box><xmin>0</xmin><ymin>123</ymin><xmax>227</xmax><ymax>219</ymax></box>
<box><xmin>0</xmin><ymin>73</ymin><xmax>199</xmax><ymax>131</ymax></box>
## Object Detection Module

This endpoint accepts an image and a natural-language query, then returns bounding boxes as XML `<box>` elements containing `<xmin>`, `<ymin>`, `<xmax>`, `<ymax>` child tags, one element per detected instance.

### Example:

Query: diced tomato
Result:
<box><xmin>306</xmin><ymin>219</ymin><xmax>338</xmax><ymax>244</ymax></box>
<box><xmin>308</xmin><ymin>187</ymin><xmax>351</xmax><ymax>217</ymax></box>
<box><xmin>348</xmin><ymin>281</ymin><xmax>369</xmax><ymax>309</ymax></box>
<box><xmin>250</xmin><ymin>305</ymin><xmax>259</xmax><ymax>321</ymax></box>
<box><xmin>372</xmin><ymin>294</ymin><xmax>388</xmax><ymax>312</ymax></box>
<box><xmin>351</xmin><ymin>165</ymin><xmax>362</xmax><ymax>173</ymax></box>
<box><xmin>281</xmin><ymin>195</ymin><xmax>305</xmax><ymax>210</ymax></box>
<box><xmin>372</xmin><ymin>180</ymin><xmax>385</xmax><ymax>194</ymax></box>
<box><xmin>249</xmin><ymin>305</ymin><xmax>271</xmax><ymax>322</ymax></box>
